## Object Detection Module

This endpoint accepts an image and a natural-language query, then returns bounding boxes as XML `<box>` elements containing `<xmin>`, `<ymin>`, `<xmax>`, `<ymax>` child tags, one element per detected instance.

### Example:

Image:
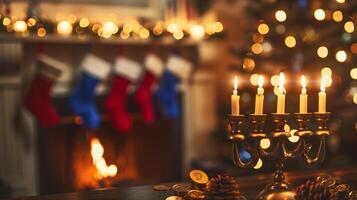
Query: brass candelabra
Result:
<box><xmin>227</xmin><ymin>112</ymin><xmax>330</xmax><ymax>200</ymax></box>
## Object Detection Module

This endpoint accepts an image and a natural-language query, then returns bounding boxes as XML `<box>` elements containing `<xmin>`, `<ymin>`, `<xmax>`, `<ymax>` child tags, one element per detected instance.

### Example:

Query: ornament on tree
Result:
<box><xmin>69</xmin><ymin>54</ymin><xmax>111</xmax><ymax>129</ymax></box>
<box><xmin>206</xmin><ymin>174</ymin><xmax>242</xmax><ymax>200</ymax></box>
<box><xmin>134</xmin><ymin>53</ymin><xmax>164</xmax><ymax>123</ymax></box>
<box><xmin>23</xmin><ymin>53</ymin><xmax>65</xmax><ymax>128</ymax></box>
<box><xmin>105</xmin><ymin>56</ymin><xmax>142</xmax><ymax>133</ymax></box>
<box><xmin>156</xmin><ymin>55</ymin><xmax>192</xmax><ymax>119</ymax></box>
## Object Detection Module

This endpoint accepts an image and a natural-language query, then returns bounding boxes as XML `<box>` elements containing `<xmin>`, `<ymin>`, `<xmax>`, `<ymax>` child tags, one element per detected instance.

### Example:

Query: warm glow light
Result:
<box><xmin>79</xmin><ymin>18</ymin><xmax>90</xmax><ymax>28</ymax></box>
<box><xmin>91</xmin><ymin>138</ymin><xmax>104</xmax><ymax>161</ymax></box>
<box><xmin>260</xmin><ymin>138</ymin><xmax>271</xmax><ymax>149</ymax></box>
<box><xmin>234</xmin><ymin>76</ymin><xmax>238</xmax><ymax>90</ymax></box>
<box><xmin>153</xmin><ymin>23</ymin><xmax>164</xmax><ymax>35</ymax></box>
<box><xmin>317</xmin><ymin>46</ymin><xmax>328</xmax><ymax>58</ymax></box>
<box><xmin>173</xmin><ymin>30</ymin><xmax>184</xmax><ymax>40</ymax></box>
<box><xmin>336</xmin><ymin>0</ymin><xmax>345</xmax><ymax>3</ymax></box>
<box><xmin>189</xmin><ymin>24</ymin><xmax>205</xmax><ymax>40</ymax></box>
<box><xmin>13</xmin><ymin>20</ymin><xmax>27</xmax><ymax>32</ymax></box>
<box><xmin>320</xmin><ymin>76</ymin><xmax>327</xmax><ymax>92</ymax></box>
<box><xmin>258</xmin><ymin>23</ymin><xmax>269</xmax><ymax>35</ymax></box>
<box><xmin>253</xmin><ymin>158</ymin><xmax>263</xmax><ymax>169</ymax></box>
<box><xmin>243</xmin><ymin>57</ymin><xmax>255</xmax><ymax>71</ymax></box>
<box><xmin>102</xmin><ymin>21</ymin><xmax>118</xmax><ymax>34</ymax></box>
<box><xmin>321</xmin><ymin>67</ymin><xmax>332</xmax><ymax>77</ymax></box>
<box><xmin>139</xmin><ymin>28</ymin><xmax>150</xmax><ymax>39</ymax></box>
<box><xmin>332</xmin><ymin>11</ymin><xmax>343</xmax><ymax>22</ymax></box>
<box><xmin>263</xmin><ymin>41</ymin><xmax>273</xmax><ymax>53</ymax></box>
<box><xmin>107</xmin><ymin>164</ymin><xmax>118</xmax><ymax>177</ymax></box>
<box><xmin>350</xmin><ymin>68</ymin><xmax>357</xmax><ymax>79</ymax></box>
<box><xmin>27</xmin><ymin>18</ymin><xmax>36</xmax><ymax>27</ymax></box>
<box><xmin>314</xmin><ymin>9</ymin><xmax>326</xmax><ymax>21</ymax></box>
<box><xmin>301</xmin><ymin>75</ymin><xmax>307</xmax><ymax>89</ymax></box>
<box><xmin>91</xmin><ymin>137</ymin><xmax>117</xmax><ymax>179</ymax></box>
<box><xmin>120</xmin><ymin>31</ymin><xmax>129</xmax><ymax>39</ymax></box>
<box><xmin>250</xmin><ymin>74</ymin><xmax>260</xmax><ymax>86</ymax></box>
<box><xmin>167</xmin><ymin>23</ymin><xmax>179</xmax><ymax>33</ymax></box>
<box><xmin>344</xmin><ymin>21</ymin><xmax>355</xmax><ymax>33</ymax></box>
<box><xmin>123</xmin><ymin>23</ymin><xmax>133</xmax><ymax>33</ymax></box>
<box><xmin>212</xmin><ymin>21</ymin><xmax>223</xmax><ymax>32</ymax></box>
<box><xmin>275</xmin><ymin>10</ymin><xmax>287</xmax><ymax>22</ymax></box>
<box><xmin>336</xmin><ymin>50</ymin><xmax>347</xmax><ymax>62</ymax></box>
<box><xmin>278</xmin><ymin>72</ymin><xmax>285</xmax><ymax>94</ymax></box>
<box><xmin>258</xmin><ymin>75</ymin><xmax>264</xmax><ymax>88</ymax></box>
<box><xmin>284</xmin><ymin>36</ymin><xmax>296</xmax><ymax>48</ymax></box>
<box><xmin>288</xmin><ymin>129</ymin><xmax>300</xmax><ymax>143</ymax></box>
<box><xmin>57</xmin><ymin>20</ymin><xmax>73</xmax><ymax>36</ymax></box>
<box><xmin>2</xmin><ymin>17</ymin><xmax>11</xmax><ymax>26</ymax></box>
<box><xmin>251</xmin><ymin>43</ymin><xmax>263</xmax><ymax>54</ymax></box>
<box><xmin>353</xmin><ymin>94</ymin><xmax>357</xmax><ymax>104</ymax></box>
<box><xmin>37</xmin><ymin>28</ymin><xmax>46</xmax><ymax>37</ymax></box>
<box><xmin>271</xmin><ymin>75</ymin><xmax>280</xmax><ymax>87</ymax></box>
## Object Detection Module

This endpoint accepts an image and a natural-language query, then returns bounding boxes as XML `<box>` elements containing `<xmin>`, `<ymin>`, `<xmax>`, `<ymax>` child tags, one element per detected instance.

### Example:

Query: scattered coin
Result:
<box><xmin>153</xmin><ymin>184</ymin><xmax>171</xmax><ymax>191</ymax></box>
<box><xmin>189</xmin><ymin>170</ymin><xmax>209</xmax><ymax>185</ymax></box>
<box><xmin>188</xmin><ymin>189</ymin><xmax>205</xmax><ymax>200</ymax></box>
<box><xmin>165</xmin><ymin>196</ymin><xmax>184</xmax><ymax>200</ymax></box>
<box><xmin>172</xmin><ymin>183</ymin><xmax>191</xmax><ymax>196</ymax></box>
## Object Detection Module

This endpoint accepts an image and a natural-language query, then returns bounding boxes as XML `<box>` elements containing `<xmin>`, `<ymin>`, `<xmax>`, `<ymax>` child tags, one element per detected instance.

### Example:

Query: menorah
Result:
<box><xmin>227</xmin><ymin>112</ymin><xmax>330</xmax><ymax>200</ymax></box>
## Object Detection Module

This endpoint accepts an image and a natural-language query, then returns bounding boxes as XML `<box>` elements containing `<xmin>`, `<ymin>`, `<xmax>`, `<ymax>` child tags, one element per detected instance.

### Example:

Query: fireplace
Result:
<box><xmin>37</xmin><ymin>95</ymin><xmax>183</xmax><ymax>194</ymax></box>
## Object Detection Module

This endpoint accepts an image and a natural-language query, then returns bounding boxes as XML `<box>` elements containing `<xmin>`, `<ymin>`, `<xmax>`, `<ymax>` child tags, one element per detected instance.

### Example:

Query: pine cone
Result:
<box><xmin>206</xmin><ymin>174</ymin><xmax>241</xmax><ymax>200</ymax></box>
<box><xmin>295</xmin><ymin>179</ymin><xmax>337</xmax><ymax>200</ymax></box>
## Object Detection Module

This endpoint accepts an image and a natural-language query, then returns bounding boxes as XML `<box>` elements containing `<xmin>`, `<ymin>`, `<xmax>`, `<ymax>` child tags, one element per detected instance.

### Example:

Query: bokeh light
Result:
<box><xmin>353</xmin><ymin>94</ymin><xmax>357</xmax><ymax>104</ymax></box>
<box><xmin>336</xmin><ymin>50</ymin><xmax>347</xmax><ymax>62</ymax></box>
<box><xmin>321</xmin><ymin>67</ymin><xmax>332</xmax><ymax>77</ymax></box>
<box><xmin>13</xmin><ymin>20</ymin><xmax>27</xmax><ymax>33</ymax></box>
<box><xmin>344</xmin><ymin>21</ymin><xmax>355</xmax><ymax>33</ymax></box>
<box><xmin>3</xmin><ymin>17</ymin><xmax>11</xmax><ymax>26</ymax></box>
<box><xmin>243</xmin><ymin>57</ymin><xmax>255</xmax><ymax>71</ymax></box>
<box><xmin>253</xmin><ymin>158</ymin><xmax>263</xmax><ymax>169</ymax></box>
<box><xmin>250</xmin><ymin>74</ymin><xmax>260</xmax><ymax>86</ymax></box>
<box><xmin>251</xmin><ymin>43</ymin><xmax>263</xmax><ymax>54</ymax></box>
<box><xmin>350</xmin><ymin>68</ymin><xmax>357</xmax><ymax>79</ymax></box>
<box><xmin>288</xmin><ymin>129</ymin><xmax>300</xmax><ymax>143</ymax></box>
<box><xmin>271</xmin><ymin>75</ymin><xmax>280</xmax><ymax>87</ymax></box>
<box><xmin>275</xmin><ymin>10</ymin><xmax>287</xmax><ymax>22</ymax></box>
<box><xmin>260</xmin><ymin>138</ymin><xmax>271</xmax><ymax>149</ymax></box>
<box><xmin>173</xmin><ymin>30</ymin><xmax>184</xmax><ymax>40</ymax></box>
<box><xmin>284</xmin><ymin>36</ymin><xmax>296</xmax><ymax>48</ymax></box>
<box><xmin>139</xmin><ymin>28</ymin><xmax>150</xmax><ymax>39</ymax></box>
<box><xmin>57</xmin><ymin>20</ymin><xmax>73</xmax><ymax>36</ymax></box>
<box><xmin>189</xmin><ymin>24</ymin><xmax>205</xmax><ymax>40</ymax></box>
<box><xmin>351</xmin><ymin>43</ymin><xmax>357</xmax><ymax>54</ymax></box>
<box><xmin>317</xmin><ymin>46</ymin><xmax>328</xmax><ymax>58</ymax></box>
<box><xmin>37</xmin><ymin>28</ymin><xmax>46</xmax><ymax>37</ymax></box>
<box><xmin>336</xmin><ymin>0</ymin><xmax>345</xmax><ymax>3</ymax></box>
<box><xmin>258</xmin><ymin>23</ymin><xmax>269</xmax><ymax>35</ymax></box>
<box><xmin>314</xmin><ymin>9</ymin><xmax>326</xmax><ymax>21</ymax></box>
<box><xmin>332</xmin><ymin>11</ymin><xmax>343</xmax><ymax>22</ymax></box>
<box><xmin>79</xmin><ymin>18</ymin><xmax>90</xmax><ymax>28</ymax></box>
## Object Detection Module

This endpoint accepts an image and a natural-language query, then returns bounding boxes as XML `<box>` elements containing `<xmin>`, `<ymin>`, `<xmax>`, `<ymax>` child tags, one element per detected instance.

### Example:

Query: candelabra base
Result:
<box><xmin>256</xmin><ymin>184</ymin><xmax>295</xmax><ymax>200</ymax></box>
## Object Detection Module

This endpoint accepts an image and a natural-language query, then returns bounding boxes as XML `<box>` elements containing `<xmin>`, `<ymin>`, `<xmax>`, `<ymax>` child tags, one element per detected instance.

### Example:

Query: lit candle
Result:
<box><xmin>231</xmin><ymin>76</ymin><xmax>240</xmax><ymax>115</ymax></box>
<box><xmin>299</xmin><ymin>75</ymin><xmax>308</xmax><ymax>113</ymax></box>
<box><xmin>276</xmin><ymin>72</ymin><xmax>286</xmax><ymax>114</ymax></box>
<box><xmin>254</xmin><ymin>75</ymin><xmax>264</xmax><ymax>114</ymax></box>
<box><xmin>318</xmin><ymin>76</ymin><xmax>327</xmax><ymax>113</ymax></box>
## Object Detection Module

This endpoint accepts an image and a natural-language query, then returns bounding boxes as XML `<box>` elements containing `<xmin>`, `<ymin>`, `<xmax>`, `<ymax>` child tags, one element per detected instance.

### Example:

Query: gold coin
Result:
<box><xmin>188</xmin><ymin>189</ymin><xmax>205</xmax><ymax>199</ymax></box>
<box><xmin>153</xmin><ymin>184</ymin><xmax>171</xmax><ymax>191</ymax></box>
<box><xmin>172</xmin><ymin>183</ymin><xmax>191</xmax><ymax>194</ymax></box>
<box><xmin>165</xmin><ymin>196</ymin><xmax>184</xmax><ymax>200</ymax></box>
<box><xmin>189</xmin><ymin>170</ymin><xmax>209</xmax><ymax>185</ymax></box>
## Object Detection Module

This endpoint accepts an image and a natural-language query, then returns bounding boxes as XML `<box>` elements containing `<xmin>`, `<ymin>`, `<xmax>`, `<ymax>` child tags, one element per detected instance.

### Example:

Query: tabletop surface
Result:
<box><xmin>7</xmin><ymin>167</ymin><xmax>357</xmax><ymax>200</ymax></box>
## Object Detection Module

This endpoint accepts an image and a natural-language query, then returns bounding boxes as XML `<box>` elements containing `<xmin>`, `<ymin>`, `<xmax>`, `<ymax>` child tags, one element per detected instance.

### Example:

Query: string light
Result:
<box><xmin>13</xmin><ymin>20</ymin><xmax>27</xmax><ymax>33</ymax></box>
<box><xmin>332</xmin><ymin>11</ymin><xmax>343</xmax><ymax>22</ymax></box>
<box><xmin>258</xmin><ymin>23</ymin><xmax>269</xmax><ymax>35</ymax></box>
<box><xmin>335</xmin><ymin>50</ymin><xmax>347</xmax><ymax>62</ymax></box>
<box><xmin>351</xmin><ymin>68</ymin><xmax>357</xmax><ymax>79</ymax></box>
<box><xmin>57</xmin><ymin>20</ymin><xmax>73</xmax><ymax>36</ymax></box>
<box><xmin>344</xmin><ymin>21</ymin><xmax>355</xmax><ymax>33</ymax></box>
<box><xmin>275</xmin><ymin>10</ymin><xmax>287</xmax><ymax>22</ymax></box>
<box><xmin>189</xmin><ymin>24</ymin><xmax>205</xmax><ymax>40</ymax></box>
<box><xmin>251</xmin><ymin>43</ymin><xmax>263</xmax><ymax>54</ymax></box>
<box><xmin>284</xmin><ymin>36</ymin><xmax>296</xmax><ymax>48</ymax></box>
<box><xmin>314</xmin><ymin>9</ymin><xmax>326</xmax><ymax>21</ymax></box>
<box><xmin>317</xmin><ymin>46</ymin><xmax>328</xmax><ymax>58</ymax></box>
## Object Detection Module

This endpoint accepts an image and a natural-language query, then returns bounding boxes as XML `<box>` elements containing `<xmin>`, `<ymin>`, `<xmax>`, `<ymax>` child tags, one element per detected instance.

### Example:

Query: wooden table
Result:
<box><xmin>9</xmin><ymin>167</ymin><xmax>357</xmax><ymax>200</ymax></box>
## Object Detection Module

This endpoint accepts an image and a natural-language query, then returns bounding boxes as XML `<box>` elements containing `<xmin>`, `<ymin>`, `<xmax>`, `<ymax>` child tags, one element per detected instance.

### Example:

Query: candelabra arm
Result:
<box><xmin>232</xmin><ymin>142</ymin><xmax>259</xmax><ymax>168</ymax></box>
<box><xmin>303</xmin><ymin>136</ymin><xmax>326</xmax><ymax>164</ymax></box>
<box><xmin>282</xmin><ymin>139</ymin><xmax>304</xmax><ymax>158</ymax></box>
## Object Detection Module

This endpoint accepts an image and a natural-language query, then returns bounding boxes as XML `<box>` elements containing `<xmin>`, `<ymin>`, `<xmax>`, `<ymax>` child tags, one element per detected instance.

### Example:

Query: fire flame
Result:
<box><xmin>91</xmin><ymin>137</ymin><xmax>117</xmax><ymax>179</ymax></box>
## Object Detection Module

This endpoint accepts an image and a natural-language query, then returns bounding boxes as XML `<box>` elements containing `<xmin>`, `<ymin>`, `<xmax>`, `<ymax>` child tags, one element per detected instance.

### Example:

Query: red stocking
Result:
<box><xmin>134</xmin><ymin>54</ymin><xmax>163</xmax><ymax>123</ymax></box>
<box><xmin>23</xmin><ymin>54</ymin><xmax>63</xmax><ymax>128</ymax></box>
<box><xmin>105</xmin><ymin>56</ymin><xmax>142</xmax><ymax>133</ymax></box>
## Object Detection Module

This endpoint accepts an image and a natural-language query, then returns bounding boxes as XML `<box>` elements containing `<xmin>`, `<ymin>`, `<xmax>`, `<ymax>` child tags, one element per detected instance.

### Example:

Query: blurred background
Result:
<box><xmin>0</xmin><ymin>0</ymin><xmax>356</xmax><ymax>198</ymax></box>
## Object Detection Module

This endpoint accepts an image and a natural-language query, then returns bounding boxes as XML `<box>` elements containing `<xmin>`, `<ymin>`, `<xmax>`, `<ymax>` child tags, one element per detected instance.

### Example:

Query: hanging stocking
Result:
<box><xmin>134</xmin><ymin>54</ymin><xmax>164</xmax><ymax>123</ymax></box>
<box><xmin>105</xmin><ymin>57</ymin><xmax>142</xmax><ymax>133</ymax></box>
<box><xmin>156</xmin><ymin>55</ymin><xmax>192</xmax><ymax>119</ymax></box>
<box><xmin>69</xmin><ymin>54</ymin><xmax>110</xmax><ymax>129</ymax></box>
<box><xmin>23</xmin><ymin>53</ymin><xmax>64</xmax><ymax>128</ymax></box>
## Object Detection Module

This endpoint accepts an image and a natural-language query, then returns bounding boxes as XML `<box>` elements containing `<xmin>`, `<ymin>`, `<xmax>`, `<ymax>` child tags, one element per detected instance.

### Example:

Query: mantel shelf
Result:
<box><xmin>0</xmin><ymin>34</ymin><xmax>200</xmax><ymax>46</ymax></box>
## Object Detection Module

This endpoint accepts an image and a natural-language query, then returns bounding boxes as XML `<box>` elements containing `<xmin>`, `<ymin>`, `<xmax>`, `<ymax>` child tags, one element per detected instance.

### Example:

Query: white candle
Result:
<box><xmin>255</xmin><ymin>75</ymin><xmax>264</xmax><ymax>114</ymax></box>
<box><xmin>276</xmin><ymin>72</ymin><xmax>286</xmax><ymax>114</ymax></box>
<box><xmin>299</xmin><ymin>75</ymin><xmax>308</xmax><ymax>113</ymax></box>
<box><xmin>318</xmin><ymin>76</ymin><xmax>326</xmax><ymax>113</ymax></box>
<box><xmin>231</xmin><ymin>76</ymin><xmax>240</xmax><ymax>115</ymax></box>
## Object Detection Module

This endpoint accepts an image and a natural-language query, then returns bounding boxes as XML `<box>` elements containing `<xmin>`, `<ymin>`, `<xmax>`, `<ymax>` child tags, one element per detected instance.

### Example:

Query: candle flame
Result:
<box><xmin>279</xmin><ymin>72</ymin><xmax>285</xmax><ymax>88</ymax></box>
<box><xmin>301</xmin><ymin>75</ymin><xmax>307</xmax><ymax>88</ymax></box>
<box><xmin>320</xmin><ymin>76</ymin><xmax>326</xmax><ymax>92</ymax></box>
<box><xmin>258</xmin><ymin>75</ymin><xmax>264</xmax><ymax>87</ymax></box>
<box><xmin>234</xmin><ymin>76</ymin><xmax>238</xmax><ymax>90</ymax></box>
